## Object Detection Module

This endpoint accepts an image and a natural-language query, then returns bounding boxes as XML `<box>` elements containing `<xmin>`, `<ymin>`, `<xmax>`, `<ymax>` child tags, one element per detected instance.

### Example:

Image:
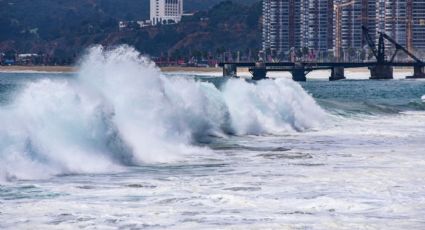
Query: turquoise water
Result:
<box><xmin>304</xmin><ymin>80</ymin><xmax>425</xmax><ymax>114</ymax></box>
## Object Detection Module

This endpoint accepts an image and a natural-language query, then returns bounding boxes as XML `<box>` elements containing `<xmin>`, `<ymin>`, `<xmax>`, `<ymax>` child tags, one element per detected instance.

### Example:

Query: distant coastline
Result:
<box><xmin>0</xmin><ymin>65</ymin><xmax>230</xmax><ymax>74</ymax></box>
<box><xmin>0</xmin><ymin>66</ymin><xmax>76</xmax><ymax>73</ymax></box>
<box><xmin>0</xmin><ymin>65</ymin><xmax>413</xmax><ymax>75</ymax></box>
<box><xmin>0</xmin><ymin>66</ymin><xmax>252</xmax><ymax>74</ymax></box>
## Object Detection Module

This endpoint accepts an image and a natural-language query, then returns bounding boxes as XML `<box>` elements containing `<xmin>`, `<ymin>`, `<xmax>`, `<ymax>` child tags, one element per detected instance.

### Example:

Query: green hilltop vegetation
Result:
<box><xmin>0</xmin><ymin>0</ymin><xmax>261</xmax><ymax>64</ymax></box>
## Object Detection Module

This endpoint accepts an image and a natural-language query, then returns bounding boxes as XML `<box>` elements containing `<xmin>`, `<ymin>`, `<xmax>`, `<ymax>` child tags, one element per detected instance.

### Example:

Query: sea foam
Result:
<box><xmin>0</xmin><ymin>45</ymin><xmax>326</xmax><ymax>181</ymax></box>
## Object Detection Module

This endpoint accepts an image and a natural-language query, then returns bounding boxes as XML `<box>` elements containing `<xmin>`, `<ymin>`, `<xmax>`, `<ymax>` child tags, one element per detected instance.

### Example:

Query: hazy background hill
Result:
<box><xmin>0</xmin><ymin>0</ymin><xmax>261</xmax><ymax>64</ymax></box>
<box><xmin>0</xmin><ymin>0</ymin><xmax>259</xmax><ymax>40</ymax></box>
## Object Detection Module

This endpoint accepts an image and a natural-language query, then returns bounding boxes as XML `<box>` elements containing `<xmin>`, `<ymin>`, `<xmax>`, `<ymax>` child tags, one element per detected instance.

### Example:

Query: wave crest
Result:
<box><xmin>0</xmin><ymin>45</ymin><xmax>326</xmax><ymax>181</ymax></box>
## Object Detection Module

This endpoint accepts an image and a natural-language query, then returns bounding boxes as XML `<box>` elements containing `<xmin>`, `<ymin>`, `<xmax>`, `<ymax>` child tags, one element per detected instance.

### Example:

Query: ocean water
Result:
<box><xmin>1</xmin><ymin>46</ymin><xmax>425</xmax><ymax>229</ymax></box>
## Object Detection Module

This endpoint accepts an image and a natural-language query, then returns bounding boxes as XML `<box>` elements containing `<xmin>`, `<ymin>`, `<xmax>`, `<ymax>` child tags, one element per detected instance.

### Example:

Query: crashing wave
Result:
<box><xmin>0</xmin><ymin>45</ymin><xmax>327</xmax><ymax>182</ymax></box>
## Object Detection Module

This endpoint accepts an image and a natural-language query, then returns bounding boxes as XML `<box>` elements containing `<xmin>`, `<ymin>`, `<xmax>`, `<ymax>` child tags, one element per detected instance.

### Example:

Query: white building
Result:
<box><xmin>150</xmin><ymin>0</ymin><xmax>183</xmax><ymax>25</ymax></box>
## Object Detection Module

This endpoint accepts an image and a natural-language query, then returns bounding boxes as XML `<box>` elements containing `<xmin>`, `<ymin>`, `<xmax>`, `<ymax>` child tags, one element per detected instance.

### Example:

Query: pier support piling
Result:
<box><xmin>250</xmin><ymin>68</ymin><xmax>267</xmax><ymax>80</ymax></box>
<box><xmin>329</xmin><ymin>67</ymin><xmax>346</xmax><ymax>81</ymax></box>
<box><xmin>369</xmin><ymin>65</ymin><xmax>393</xmax><ymax>80</ymax></box>
<box><xmin>223</xmin><ymin>64</ymin><xmax>237</xmax><ymax>77</ymax></box>
<box><xmin>249</xmin><ymin>61</ymin><xmax>268</xmax><ymax>80</ymax></box>
<box><xmin>291</xmin><ymin>66</ymin><xmax>307</xmax><ymax>82</ymax></box>
<box><xmin>407</xmin><ymin>66</ymin><xmax>425</xmax><ymax>79</ymax></box>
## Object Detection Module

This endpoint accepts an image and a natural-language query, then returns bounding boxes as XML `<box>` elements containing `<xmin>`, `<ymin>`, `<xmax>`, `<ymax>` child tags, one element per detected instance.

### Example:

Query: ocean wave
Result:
<box><xmin>422</xmin><ymin>95</ymin><xmax>425</xmax><ymax>102</ymax></box>
<box><xmin>0</xmin><ymin>45</ymin><xmax>326</xmax><ymax>182</ymax></box>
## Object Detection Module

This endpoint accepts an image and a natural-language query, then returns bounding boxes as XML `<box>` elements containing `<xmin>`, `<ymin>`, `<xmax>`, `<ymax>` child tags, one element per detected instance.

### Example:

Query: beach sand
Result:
<box><xmin>0</xmin><ymin>65</ymin><xmax>228</xmax><ymax>73</ymax></box>
<box><xmin>0</xmin><ymin>65</ymin><xmax>77</xmax><ymax>73</ymax></box>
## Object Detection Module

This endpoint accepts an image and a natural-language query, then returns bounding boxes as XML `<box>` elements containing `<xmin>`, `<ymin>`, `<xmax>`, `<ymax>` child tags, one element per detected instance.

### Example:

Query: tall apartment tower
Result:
<box><xmin>334</xmin><ymin>0</ymin><xmax>377</xmax><ymax>51</ymax></box>
<box><xmin>150</xmin><ymin>0</ymin><xmax>183</xmax><ymax>25</ymax></box>
<box><xmin>262</xmin><ymin>0</ymin><xmax>301</xmax><ymax>57</ymax></box>
<box><xmin>410</xmin><ymin>0</ymin><xmax>425</xmax><ymax>51</ymax></box>
<box><xmin>300</xmin><ymin>0</ymin><xmax>334</xmax><ymax>52</ymax></box>
<box><xmin>361</xmin><ymin>0</ymin><xmax>378</xmax><ymax>46</ymax></box>
<box><xmin>376</xmin><ymin>0</ymin><xmax>425</xmax><ymax>52</ymax></box>
<box><xmin>378</xmin><ymin>0</ymin><xmax>408</xmax><ymax>48</ymax></box>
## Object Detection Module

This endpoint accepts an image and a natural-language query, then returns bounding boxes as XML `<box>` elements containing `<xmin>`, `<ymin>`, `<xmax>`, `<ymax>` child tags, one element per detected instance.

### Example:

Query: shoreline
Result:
<box><xmin>0</xmin><ymin>65</ymin><xmax>414</xmax><ymax>74</ymax></box>
<box><xmin>0</xmin><ymin>65</ymin><xmax>227</xmax><ymax>73</ymax></box>
<box><xmin>0</xmin><ymin>66</ymin><xmax>77</xmax><ymax>73</ymax></box>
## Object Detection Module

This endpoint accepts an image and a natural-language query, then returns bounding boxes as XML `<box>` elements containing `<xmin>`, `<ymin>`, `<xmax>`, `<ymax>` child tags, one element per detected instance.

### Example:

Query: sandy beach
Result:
<box><xmin>0</xmin><ymin>65</ymin><xmax>77</xmax><ymax>73</ymax></box>
<box><xmin>0</xmin><ymin>65</ymin><xmax>225</xmax><ymax>73</ymax></box>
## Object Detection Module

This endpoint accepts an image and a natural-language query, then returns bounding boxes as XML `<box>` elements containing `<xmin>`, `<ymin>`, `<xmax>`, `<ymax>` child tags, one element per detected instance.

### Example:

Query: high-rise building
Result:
<box><xmin>334</xmin><ymin>0</ymin><xmax>377</xmax><ymax>50</ymax></box>
<box><xmin>262</xmin><ymin>0</ymin><xmax>301</xmax><ymax>57</ymax></box>
<box><xmin>150</xmin><ymin>0</ymin><xmax>183</xmax><ymax>25</ymax></box>
<box><xmin>361</xmin><ymin>0</ymin><xmax>378</xmax><ymax>46</ymax></box>
<box><xmin>261</xmin><ymin>0</ymin><xmax>425</xmax><ymax>60</ymax></box>
<box><xmin>300</xmin><ymin>0</ymin><xmax>334</xmax><ymax>52</ymax></box>
<box><xmin>375</xmin><ymin>0</ymin><xmax>425</xmax><ymax>53</ymax></box>
<box><xmin>378</xmin><ymin>0</ymin><xmax>408</xmax><ymax>48</ymax></box>
<box><xmin>376</xmin><ymin>0</ymin><xmax>386</xmax><ymax>40</ymax></box>
<box><xmin>411</xmin><ymin>0</ymin><xmax>425</xmax><ymax>51</ymax></box>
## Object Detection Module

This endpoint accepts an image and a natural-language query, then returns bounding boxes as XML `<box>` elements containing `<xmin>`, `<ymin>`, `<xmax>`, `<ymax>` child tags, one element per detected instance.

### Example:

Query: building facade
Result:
<box><xmin>375</xmin><ymin>0</ymin><xmax>425</xmax><ymax>53</ymax></box>
<box><xmin>262</xmin><ymin>0</ymin><xmax>425</xmax><ymax>60</ymax></box>
<box><xmin>300</xmin><ymin>0</ymin><xmax>334</xmax><ymax>52</ymax></box>
<box><xmin>333</xmin><ymin>0</ymin><xmax>377</xmax><ymax>50</ymax></box>
<box><xmin>262</xmin><ymin>0</ymin><xmax>301</xmax><ymax>58</ymax></box>
<box><xmin>361</xmin><ymin>0</ymin><xmax>378</xmax><ymax>46</ymax></box>
<box><xmin>376</xmin><ymin>0</ymin><xmax>408</xmax><ymax>48</ymax></box>
<box><xmin>150</xmin><ymin>0</ymin><xmax>183</xmax><ymax>25</ymax></box>
<box><xmin>411</xmin><ymin>0</ymin><xmax>425</xmax><ymax>51</ymax></box>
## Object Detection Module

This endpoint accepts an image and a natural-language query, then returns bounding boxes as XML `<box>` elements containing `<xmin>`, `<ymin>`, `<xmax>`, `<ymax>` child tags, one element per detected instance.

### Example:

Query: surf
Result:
<box><xmin>0</xmin><ymin>45</ymin><xmax>326</xmax><ymax>182</ymax></box>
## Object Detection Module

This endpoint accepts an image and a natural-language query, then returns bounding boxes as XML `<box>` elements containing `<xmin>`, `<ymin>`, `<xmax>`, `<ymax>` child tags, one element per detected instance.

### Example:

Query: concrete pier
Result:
<box><xmin>329</xmin><ymin>67</ymin><xmax>346</xmax><ymax>81</ymax></box>
<box><xmin>407</xmin><ymin>66</ymin><xmax>425</xmax><ymax>79</ymax></box>
<box><xmin>291</xmin><ymin>65</ymin><xmax>307</xmax><ymax>82</ymax></box>
<box><xmin>369</xmin><ymin>65</ymin><xmax>393</xmax><ymax>80</ymax></box>
<box><xmin>220</xmin><ymin>26</ymin><xmax>424</xmax><ymax>81</ymax></box>
<box><xmin>220</xmin><ymin>62</ymin><xmax>424</xmax><ymax>81</ymax></box>
<box><xmin>250</xmin><ymin>62</ymin><xmax>268</xmax><ymax>80</ymax></box>
<box><xmin>223</xmin><ymin>64</ymin><xmax>237</xmax><ymax>77</ymax></box>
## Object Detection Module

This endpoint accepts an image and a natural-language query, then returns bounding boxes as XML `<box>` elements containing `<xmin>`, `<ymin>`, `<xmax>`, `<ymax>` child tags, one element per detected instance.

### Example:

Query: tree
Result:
<box><xmin>302</xmin><ymin>47</ymin><xmax>309</xmax><ymax>58</ymax></box>
<box><xmin>348</xmin><ymin>47</ymin><xmax>357</xmax><ymax>61</ymax></box>
<box><xmin>4</xmin><ymin>50</ymin><xmax>16</xmax><ymax>60</ymax></box>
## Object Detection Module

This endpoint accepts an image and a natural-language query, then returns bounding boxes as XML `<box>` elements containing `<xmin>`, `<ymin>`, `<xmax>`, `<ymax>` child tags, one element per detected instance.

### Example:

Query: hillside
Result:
<box><xmin>0</xmin><ymin>0</ymin><xmax>262</xmax><ymax>65</ymax></box>
<box><xmin>184</xmin><ymin>0</ymin><xmax>258</xmax><ymax>11</ymax></box>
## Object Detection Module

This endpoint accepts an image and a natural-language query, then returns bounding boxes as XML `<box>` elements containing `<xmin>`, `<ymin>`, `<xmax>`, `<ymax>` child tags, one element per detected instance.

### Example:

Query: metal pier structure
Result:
<box><xmin>219</xmin><ymin>27</ymin><xmax>425</xmax><ymax>81</ymax></box>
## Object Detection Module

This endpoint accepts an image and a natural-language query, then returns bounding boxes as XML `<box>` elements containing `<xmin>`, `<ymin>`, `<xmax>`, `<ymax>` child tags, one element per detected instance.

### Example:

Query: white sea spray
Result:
<box><xmin>0</xmin><ymin>45</ymin><xmax>326</xmax><ymax>181</ymax></box>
